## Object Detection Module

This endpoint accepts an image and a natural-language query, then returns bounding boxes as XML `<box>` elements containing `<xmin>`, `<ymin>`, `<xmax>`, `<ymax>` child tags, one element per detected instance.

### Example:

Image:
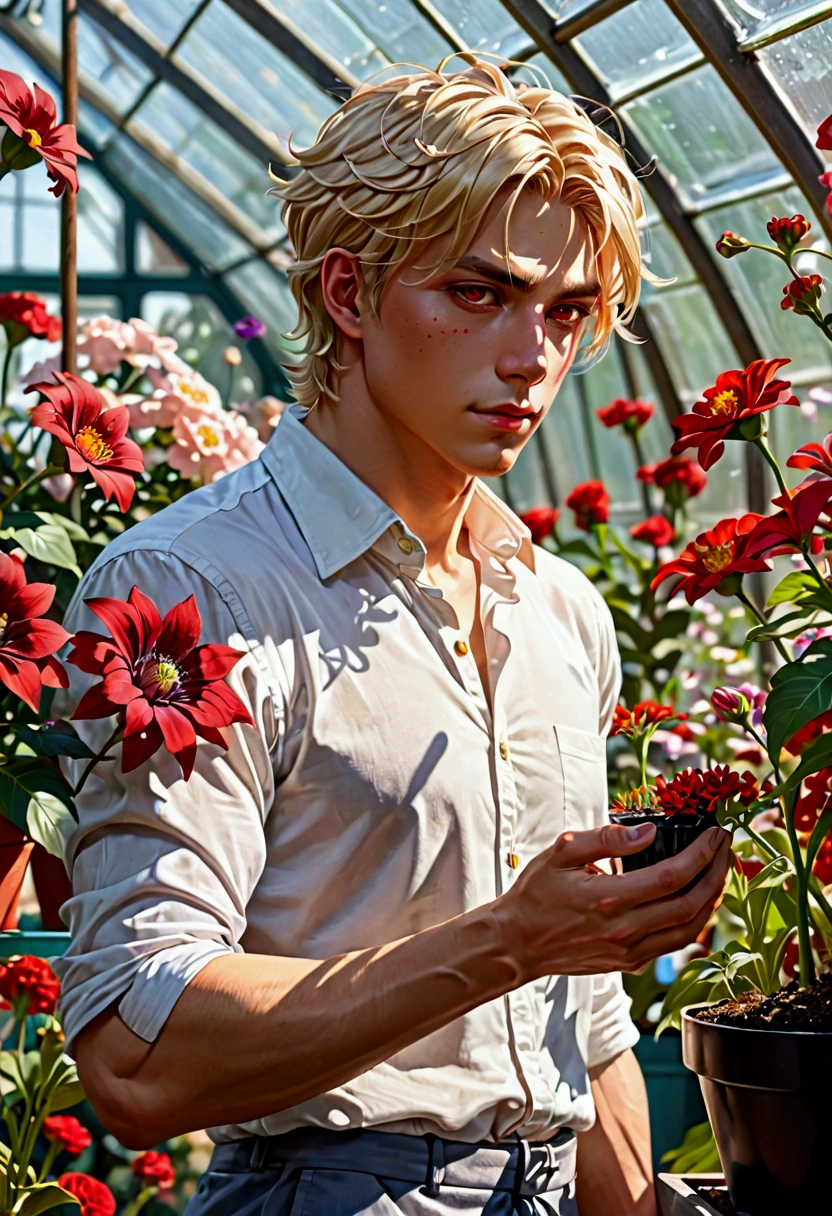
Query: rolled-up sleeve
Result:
<box><xmin>52</xmin><ymin>549</ymin><xmax>281</xmax><ymax>1057</ymax></box>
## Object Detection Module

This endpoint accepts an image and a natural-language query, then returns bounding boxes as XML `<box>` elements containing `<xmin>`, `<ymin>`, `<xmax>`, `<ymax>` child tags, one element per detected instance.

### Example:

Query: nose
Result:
<box><xmin>494</xmin><ymin>311</ymin><xmax>548</xmax><ymax>389</ymax></box>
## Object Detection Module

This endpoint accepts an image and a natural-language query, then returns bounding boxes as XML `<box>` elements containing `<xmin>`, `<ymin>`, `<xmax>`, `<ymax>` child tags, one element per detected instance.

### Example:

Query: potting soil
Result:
<box><xmin>696</xmin><ymin>1186</ymin><xmax>739</xmax><ymax>1214</ymax></box>
<box><xmin>694</xmin><ymin>972</ymin><xmax>832</xmax><ymax>1031</ymax></box>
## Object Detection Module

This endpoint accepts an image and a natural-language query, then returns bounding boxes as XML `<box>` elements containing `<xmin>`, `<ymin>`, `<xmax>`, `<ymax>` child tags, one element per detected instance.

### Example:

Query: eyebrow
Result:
<box><xmin>450</xmin><ymin>254</ymin><xmax>600</xmax><ymax>299</ymax></box>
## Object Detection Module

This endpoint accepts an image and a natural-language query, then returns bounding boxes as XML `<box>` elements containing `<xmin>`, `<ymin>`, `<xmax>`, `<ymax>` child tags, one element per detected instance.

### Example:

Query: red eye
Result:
<box><xmin>454</xmin><ymin>284</ymin><xmax>494</xmax><ymax>305</ymax></box>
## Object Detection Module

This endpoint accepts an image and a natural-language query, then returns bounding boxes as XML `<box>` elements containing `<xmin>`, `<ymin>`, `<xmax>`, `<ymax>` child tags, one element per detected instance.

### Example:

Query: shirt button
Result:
<box><xmin>454</xmin><ymin>639</ymin><xmax>469</xmax><ymax>656</ymax></box>
<box><xmin>499</xmin><ymin>738</ymin><xmax>509</xmax><ymax>761</ymax></box>
<box><xmin>397</xmin><ymin>536</ymin><xmax>415</xmax><ymax>555</ymax></box>
<box><xmin>508</xmin><ymin>851</ymin><xmax>519</xmax><ymax>870</ymax></box>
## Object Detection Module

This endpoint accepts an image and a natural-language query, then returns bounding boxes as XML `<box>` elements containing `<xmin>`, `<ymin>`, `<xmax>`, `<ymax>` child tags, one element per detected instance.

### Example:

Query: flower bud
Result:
<box><xmin>716</xmin><ymin>232</ymin><xmax>750</xmax><ymax>259</ymax></box>
<box><xmin>223</xmin><ymin>345</ymin><xmax>242</xmax><ymax>366</ymax></box>
<box><xmin>781</xmin><ymin>273</ymin><xmax>823</xmax><ymax>314</ymax></box>
<box><xmin>711</xmin><ymin>685</ymin><xmax>750</xmax><ymax>722</ymax></box>
<box><xmin>767</xmin><ymin>214</ymin><xmax>811</xmax><ymax>255</ymax></box>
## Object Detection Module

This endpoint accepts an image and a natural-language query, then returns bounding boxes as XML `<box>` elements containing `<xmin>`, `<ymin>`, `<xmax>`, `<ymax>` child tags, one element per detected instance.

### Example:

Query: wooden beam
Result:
<box><xmin>61</xmin><ymin>0</ymin><xmax>78</xmax><ymax>375</ymax></box>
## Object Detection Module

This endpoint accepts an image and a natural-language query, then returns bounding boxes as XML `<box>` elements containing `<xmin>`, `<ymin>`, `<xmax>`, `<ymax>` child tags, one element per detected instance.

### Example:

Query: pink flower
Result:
<box><xmin>129</xmin><ymin>367</ymin><xmax>223</xmax><ymax>430</ymax></box>
<box><xmin>236</xmin><ymin>396</ymin><xmax>289</xmax><ymax>442</ymax></box>
<box><xmin>711</xmin><ymin>686</ymin><xmax>750</xmax><ymax>722</ymax></box>
<box><xmin>166</xmin><ymin>404</ymin><xmax>263</xmax><ymax>483</ymax></box>
<box><xmin>79</xmin><ymin>316</ymin><xmax>182</xmax><ymax>376</ymax></box>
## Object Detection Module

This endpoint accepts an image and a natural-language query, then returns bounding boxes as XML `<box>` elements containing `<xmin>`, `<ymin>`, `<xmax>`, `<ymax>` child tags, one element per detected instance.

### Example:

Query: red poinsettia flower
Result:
<box><xmin>57</xmin><ymin>1173</ymin><xmax>116</xmax><ymax>1216</ymax></box>
<box><xmin>565</xmin><ymin>479</ymin><xmax>609</xmax><ymax>530</ymax></box>
<box><xmin>671</xmin><ymin>358</ymin><xmax>799</xmax><ymax>471</ymax></box>
<box><xmin>0</xmin><ymin>291</ymin><xmax>62</xmax><ymax>348</ymax></box>
<box><xmin>817</xmin><ymin>114</ymin><xmax>832</xmax><ymax>150</ymax></box>
<box><xmin>0</xmin><ymin>70</ymin><xmax>90</xmax><ymax>196</ymax></box>
<box><xmin>655</xmin><ymin>767</ymin><xmax>766</xmax><ymax>817</ymax></box>
<box><xmin>0</xmin><ymin>954</ymin><xmax>60</xmax><ymax>1017</ymax></box>
<box><xmin>132</xmin><ymin>1150</ymin><xmax>176</xmax><ymax>1190</ymax></box>
<box><xmin>519</xmin><ymin>505</ymin><xmax>559</xmax><ymax>544</ymax></box>
<box><xmin>638</xmin><ymin>455</ymin><xmax>707</xmax><ymax>511</ymax></box>
<box><xmin>596</xmin><ymin>397</ymin><xmax>653</xmax><ymax>432</ymax></box>
<box><xmin>787</xmin><ymin>432</ymin><xmax>832</xmax><ymax>479</ymax></box>
<box><xmin>781</xmin><ymin>273</ymin><xmax>823</xmax><ymax>313</ymax></box>
<box><xmin>745</xmin><ymin>478</ymin><xmax>832</xmax><ymax>560</ymax></box>
<box><xmin>68</xmin><ymin>587</ymin><xmax>254</xmax><ymax>780</ymax></box>
<box><xmin>651</xmin><ymin>513</ymin><xmax>770</xmax><ymax>604</ymax></box>
<box><xmin>715</xmin><ymin>232</ymin><xmax>750</xmax><ymax>259</ymax></box>
<box><xmin>43</xmin><ymin>1115</ymin><xmax>92</xmax><ymax>1157</ymax></box>
<box><xmin>28</xmin><ymin>372</ymin><xmax>144</xmax><ymax>512</ymax></box>
<box><xmin>630</xmin><ymin>514</ymin><xmax>674</xmax><ymax>548</ymax></box>
<box><xmin>767</xmin><ymin>214</ymin><xmax>811</xmax><ymax>255</ymax></box>
<box><xmin>0</xmin><ymin>552</ymin><xmax>69</xmax><ymax>712</ymax></box>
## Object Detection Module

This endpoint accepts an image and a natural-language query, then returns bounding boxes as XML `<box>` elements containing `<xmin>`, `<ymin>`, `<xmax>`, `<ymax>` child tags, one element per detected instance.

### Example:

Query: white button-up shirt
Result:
<box><xmin>54</xmin><ymin>405</ymin><xmax>638</xmax><ymax>1145</ymax></box>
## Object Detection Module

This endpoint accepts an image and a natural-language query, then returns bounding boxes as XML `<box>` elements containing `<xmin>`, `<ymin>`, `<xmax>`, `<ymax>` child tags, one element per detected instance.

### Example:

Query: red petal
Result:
<box><xmin>157</xmin><ymin>596</ymin><xmax>202</xmax><ymax>664</ymax></box>
<box><xmin>185</xmin><ymin>643</ymin><xmax>244</xmax><ymax>683</ymax></box>
<box><xmin>101</xmin><ymin>670</ymin><xmax>143</xmax><ymax>705</ymax></box>
<box><xmin>0</xmin><ymin>552</ymin><xmax>26</xmax><ymax>603</ymax></box>
<box><xmin>85</xmin><ymin>595</ymin><xmax>145</xmax><ymax>661</ymax></box>
<box><xmin>72</xmin><ymin>682</ymin><xmax>118</xmax><ymax>720</ymax></box>
<box><xmin>0</xmin><ymin>656</ymin><xmax>44</xmax><ymax>712</ymax></box>
<box><xmin>2</xmin><ymin>617</ymin><xmax>70</xmax><ymax>660</ymax></box>
<box><xmin>121</xmin><ymin>717</ymin><xmax>163</xmax><ymax>773</ymax></box>
<box><xmin>155</xmin><ymin>705</ymin><xmax>197</xmax><ymax>779</ymax></box>
<box><xmin>40</xmin><ymin>656</ymin><xmax>68</xmax><ymax>689</ymax></box>
<box><xmin>125</xmin><ymin>696</ymin><xmax>153</xmax><ymax>734</ymax></box>
<box><xmin>66</xmin><ymin>630</ymin><xmax>118</xmax><ymax>674</ymax></box>
<box><xmin>88</xmin><ymin>465</ymin><xmax>136</xmax><ymax>512</ymax></box>
<box><xmin>126</xmin><ymin>587</ymin><xmax>162</xmax><ymax>654</ymax></box>
<box><xmin>8</xmin><ymin>582</ymin><xmax>55</xmax><ymax>620</ymax></box>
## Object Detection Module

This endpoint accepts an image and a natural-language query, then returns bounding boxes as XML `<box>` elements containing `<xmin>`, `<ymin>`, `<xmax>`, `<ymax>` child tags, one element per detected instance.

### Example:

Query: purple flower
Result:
<box><xmin>234</xmin><ymin>316</ymin><xmax>267</xmax><ymax>341</ymax></box>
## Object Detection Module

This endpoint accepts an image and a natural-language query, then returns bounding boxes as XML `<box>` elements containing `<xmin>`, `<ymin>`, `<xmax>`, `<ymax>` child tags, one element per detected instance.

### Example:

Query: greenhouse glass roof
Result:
<box><xmin>2</xmin><ymin>0</ymin><xmax>832</xmax><ymax>523</ymax></box>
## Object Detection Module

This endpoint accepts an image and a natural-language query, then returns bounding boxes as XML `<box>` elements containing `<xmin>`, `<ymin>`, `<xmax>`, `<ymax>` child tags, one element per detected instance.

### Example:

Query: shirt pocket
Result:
<box><xmin>553</xmin><ymin>724</ymin><xmax>609</xmax><ymax>834</ymax></box>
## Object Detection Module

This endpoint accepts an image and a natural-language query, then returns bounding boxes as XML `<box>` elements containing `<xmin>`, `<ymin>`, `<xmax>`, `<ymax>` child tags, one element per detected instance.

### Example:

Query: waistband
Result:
<box><xmin>209</xmin><ymin>1126</ymin><xmax>577</xmax><ymax>1198</ymax></box>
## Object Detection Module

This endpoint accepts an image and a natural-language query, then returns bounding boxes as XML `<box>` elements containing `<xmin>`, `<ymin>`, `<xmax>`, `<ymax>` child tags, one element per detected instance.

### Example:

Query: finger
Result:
<box><xmin>599</xmin><ymin>841</ymin><xmax>731</xmax><ymax>950</ymax></box>
<box><xmin>623</xmin><ymin>889</ymin><xmax>725</xmax><ymax>970</ymax></box>
<box><xmin>550</xmin><ymin>822</ymin><xmax>656</xmax><ymax>870</ymax></box>
<box><xmin>601</xmin><ymin>826</ymin><xmax>730</xmax><ymax>908</ymax></box>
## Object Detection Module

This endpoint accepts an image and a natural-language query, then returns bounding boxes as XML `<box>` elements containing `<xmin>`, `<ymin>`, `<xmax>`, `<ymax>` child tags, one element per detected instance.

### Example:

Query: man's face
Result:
<box><xmin>358</xmin><ymin>185</ymin><xmax>599</xmax><ymax>479</ymax></box>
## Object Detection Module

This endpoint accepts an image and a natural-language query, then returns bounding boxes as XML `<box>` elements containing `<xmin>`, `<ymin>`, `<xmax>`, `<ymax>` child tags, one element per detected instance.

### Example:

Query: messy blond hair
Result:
<box><xmin>271</xmin><ymin>55</ymin><xmax>653</xmax><ymax>409</ymax></box>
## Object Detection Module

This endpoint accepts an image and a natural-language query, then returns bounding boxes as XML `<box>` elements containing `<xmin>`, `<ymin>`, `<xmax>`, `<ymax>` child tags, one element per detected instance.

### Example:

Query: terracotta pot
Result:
<box><xmin>0</xmin><ymin>817</ymin><xmax>34</xmax><ymax>931</ymax></box>
<box><xmin>682</xmin><ymin>1004</ymin><xmax>832</xmax><ymax>1215</ymax></box>
<box><xmin>609</xmin><ymin>812</ymin><xmax>713</xmax><ymax>892</ymax></box>
<box><xmin>30</xmin><ymin>843</ymin><xmax>72</xmax><ymax>931</ymax></box>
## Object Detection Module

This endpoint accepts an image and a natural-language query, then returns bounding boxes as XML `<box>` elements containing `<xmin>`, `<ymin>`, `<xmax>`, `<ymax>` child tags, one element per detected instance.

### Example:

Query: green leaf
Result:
<box><xmin>746</xmin><ymin>855</ymin><xmax>793</xmax><ymax>894</ymax></box>
<box><xmin>13</xmin><ymin>1182</ymin><xmax>80</xmax><ymax>1215</ymax></box>
<box><xmin>14</xmin><ymin>725</ymin><xmax>95</xmax><ymax>761</ymax></box>
<box><xmin>649</xmin><ymin>610</ymin><xmax>692</xmax><ymax>646</ymax></box>
<box><xmin>32</xmin><ymin>512</ymin><xmax>90</xmax><ymax>543</ymax></box>
<box><xmin>660</xmin><ymin>1120</ymin><xmax>718</xmax><ymax>1175</ymax></box>
<box><xmin>46</xmin><ymin>1077</ymin><xmax>85</xmax><ymax>1113</ymax></box>
<box><xmin>763</xmin><ymin>639</ymin><xmax>832</xmax><ymax>760</ymax></box>
<box><xmin>746</xmin><ymin>608</ymin><xmax>814</xmax><ymax>643</ymax></box>
<box><xmin>557</xmin><ymin>539</ymin><xmax>598</xmax><ymax>559</ymax></box>
<box><xmin>767</xmin><ymin>571</ymin><xmax>818</xmax><ymax>607</ymax></box>
<box><xmin>0</xmin><ymin>759</ymin><xmax>74</xmax><ymax>839</ymax></box>
<box><xmin>0</xmin><ymin>525</ymin><xmax>80</xmax><ymax>576</ymax></box>
<box><xmin>656</xmin><ymin>957</ymin><xmax>729</xmax><ymax>1037</ymax></box>
<box><xmin>26</xmin><ymin>792</ymin><xmax>74</xmax><ymax>859</ymax></box>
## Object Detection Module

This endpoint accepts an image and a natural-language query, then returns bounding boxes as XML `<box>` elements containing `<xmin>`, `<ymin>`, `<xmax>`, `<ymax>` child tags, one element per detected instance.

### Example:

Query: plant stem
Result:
<box><xmin>37</xmin><ymin>1140</ymin><xmax>60</xmax><ymax>1183</ymax></box>
<box><xmin>630</xmin><ymin>431</ymin><xmax>653</xmax><ymax>517</ymax></box>
<box><xmin>0</xmin><ymin>343</ymin><xmax>11</xmax><ymax>415</ymax></box>
<box><xmin>744</xmin><ymin>822</ymin><xmax>779</xmax><ymax>863</ymax></box>
<box><xmin>73</xmin><ymin>723</ymin><xmax>123</xmax><ymax>797</ymax></box>
<box><xmin>784</xmin><ymin>784</ymin><xmax>815</xmax><ymax>988</ymax></box>
<box><xmin>122</xmin><ymin>1185</ymin><xmax>160</xmax><ymax>1216</ymax></box>
<box><xmin>802</xmin><ymin>549</ymin><xmax>830</xmax><ymax>598</ymax></box>
<box><xmin>15</xmin><ymin>1018</ymin><xmax>25</xmax><ymax>1062</ymax></box>
<box><xmin>754</xmin><ymin>436</ymin><xmax>789</xmax><ymax>497</ymax></box>
<box><xmin>0</xmin><ymin>464</ymin><xmax>63</xmax><ymax>511</ymax></box>
<box><xmin>737</xmin><ymin>589</ymin><xmax>791</xmax><ymax>664</ymax></box>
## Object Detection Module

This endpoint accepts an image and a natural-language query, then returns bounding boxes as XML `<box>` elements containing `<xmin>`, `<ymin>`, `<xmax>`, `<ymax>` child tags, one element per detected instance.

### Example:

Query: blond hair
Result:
<box><xmin>271</xmin><ymin>55</ymin><xmax>654</xmax><ymax>409</ymax></box>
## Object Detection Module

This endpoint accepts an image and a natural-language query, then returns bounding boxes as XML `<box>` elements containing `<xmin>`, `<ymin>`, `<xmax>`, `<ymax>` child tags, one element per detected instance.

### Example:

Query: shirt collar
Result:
<box><xmin>260</xmin><ymin>404</ymin><xmax>533</xmax><ymax>578</ymax></box>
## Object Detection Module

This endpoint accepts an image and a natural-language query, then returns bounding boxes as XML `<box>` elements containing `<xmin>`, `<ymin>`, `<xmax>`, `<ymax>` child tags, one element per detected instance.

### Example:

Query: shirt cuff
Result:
<box><xmin>586</xmin><ymin>973</ymin><xmax>640</xmax><ymax>1071</ymax></box>
<box><xmin>116</xmin><ymin>940</ymin><xmax>233</xmax><ymax>1043</ymax></box>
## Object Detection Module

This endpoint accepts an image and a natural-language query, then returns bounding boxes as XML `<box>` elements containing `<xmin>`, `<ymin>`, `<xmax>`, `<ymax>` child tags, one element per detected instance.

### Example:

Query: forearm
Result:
<box><xmin>76</xmin><ymin>901</ymin><xmax>519</xmax><ymax>1147</ymax></box>
<box><xmin>575</xmin><ymin>1048</ymin><xmax>657</xmax><ymax>1216</ymax></box>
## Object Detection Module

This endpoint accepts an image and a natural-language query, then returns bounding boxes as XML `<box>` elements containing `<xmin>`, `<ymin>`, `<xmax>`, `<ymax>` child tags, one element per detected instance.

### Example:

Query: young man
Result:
<box><xmin>56</xmin><ymin>59</ymin><xmax>731</xmax><ymax>1216</ymax></box>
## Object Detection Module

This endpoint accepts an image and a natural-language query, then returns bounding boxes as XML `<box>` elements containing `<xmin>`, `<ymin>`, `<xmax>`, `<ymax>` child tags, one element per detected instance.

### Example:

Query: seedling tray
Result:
<box><xmin>657</xmin><ymin>1174</ymin><xmax>744</xmax><ymax>1215</ymax></box>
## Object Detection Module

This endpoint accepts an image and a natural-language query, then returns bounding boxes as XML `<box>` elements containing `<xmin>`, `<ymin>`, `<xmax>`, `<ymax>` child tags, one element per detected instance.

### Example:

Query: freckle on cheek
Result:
<box><xmin>463</xmin><ymin>329</ymin><xmax>468</xmax><ymax>334</ymax></box>
<box><xmin>453</xmin><ymin>329</ymin><xmax>457</xmax><ymax>334</ymax></box>
<box><xmin>433</xmin><ymin>317</ymin><xmax>437</xmax><ymax>322</ymax></box>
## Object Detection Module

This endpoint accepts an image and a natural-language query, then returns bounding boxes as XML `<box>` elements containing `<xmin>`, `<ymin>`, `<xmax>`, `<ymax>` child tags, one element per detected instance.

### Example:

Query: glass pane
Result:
<box><xmin>695</xmin><ymin>186</ymin><xmax>832</xmax><ymax>380</ymax></box>
<box><xmin>78</xmin><ymin>98</ymin><xmax>117</xmax><ymax>147</ymax></box>
<box><xmin>136</xmin><ymin>222</ymin><xmax>191</xmax><ymax>276</ymax></box>
<box><xmin>511</xmin><ymin>52</ymin><xmax>572</xmax><ymax>96</ymax></box>
<box><xmin>428</xmin><ymin>0</ymin><xmax>529</xmax><ymax>57</ymax></box>
<box><xmin>622</xmin><ymin>64</ymin><xmax>783</xmax><ymax>207</ymax></box>
<box><xmin>642</xmin><ymin>222</ymin><xmax>698</xmax><ymax>289</ymax></box>
<box><xmin>127</xmin><ymin>81</ymin><xmax>279</xmax><ymax>237</ymax></box>
<box><xmin>103</xmin><ymin>134</ymin><xmax>251</xmax><ymax>269</ymax></box>
<box><xmin>240</xmin><ymin>0</ymin><xmax>388</xmax><ymax>81</ymax></box>
<box><xmin>334</xmin><ymin>0</ymin><xmax>449</xmax><ymax>66</ymax></box>
<box><xmin>174</xmin><ymin>1</ymin><xmax>338</xmax><ymax>152</ymax></box>
<box><xmin>537</xmin><ymin>0</ymin><xmax>599</xmax><ymax>18</ymax></box>
<box><xmin>575</xmin><ymin>0</ymin><xmax>701</xmax><ymax>99</ymax></box>
<box><xmin>77</xmin><ymin>167</ymin><xmax>124</xmax><ymax>273</ymax></box>
<box><xmin>121</xmin><ymin>0</ymin><xmax>204</xmax><ymax>48</ymax></box>
<box><xmin>223</xmin><ymin>259</ymin><xmax>300</xmax><ymax>360</ymax></box>
<box><xmin>640</xmin><ymin>283</ymin><xmax>738</xmax><ymax>402</ymax></box>
<box><xmin>716</xmin><ymin>0</ymin><xmax>828</xmax><ymax>41</ymax></box>
<box><xmin>759</xmin><ymin>21</ymin><xmax>832</xmax><ymax>138</ymax></box>
<box><xmin>140</xmin><ymin>292</ymin><xmax>263</xmax><ymax>399</ymax></box>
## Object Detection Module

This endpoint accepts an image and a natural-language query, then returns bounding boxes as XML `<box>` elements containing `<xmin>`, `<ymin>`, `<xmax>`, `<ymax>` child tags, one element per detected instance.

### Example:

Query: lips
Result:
<box><xmin>469</xmin><ymin>404</ymin><xmax>537</xmax><ymax>419</ymax></box>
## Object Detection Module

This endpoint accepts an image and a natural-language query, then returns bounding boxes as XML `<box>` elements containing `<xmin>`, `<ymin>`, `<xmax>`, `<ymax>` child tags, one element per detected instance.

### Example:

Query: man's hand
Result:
<box><xmin>492</xmin><ymin>822</ymin><xmax>731</xmax><ymax>983</ymax></box>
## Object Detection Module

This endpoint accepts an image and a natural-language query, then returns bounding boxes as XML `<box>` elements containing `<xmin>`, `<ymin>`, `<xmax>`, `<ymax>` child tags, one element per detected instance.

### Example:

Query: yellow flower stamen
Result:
<box><xmin>709</xmin><ymin>389</ymin><xmax>739</xmax><ymax>416</ymax></box>
<box><xmin>76</xmin><ymin>426</ymin><xmax>114</xmax><ymax>463</ymax></box>
<box><xmin>695</xmin><ymin>540</ymin><xmax>734</xmax><ymax>574</ymax></box>
<box><xmin>181</xmin><ymin>382</ymin><xmax>211</xmax><ymax>405</ymax></box>
<box><xmin>0</xmin><ymin>613</ymin><xmax>8</xmax><ymax>643</ymax></box>
<box><xmin>196</xmin><ymin>424</ymin><xmax>220</xmax><ymax>449</ymax></box>
<box><xmin>23</xmin><ymin>129</ymin><xmax>42</xmax><ymax>148</ymax></box>
<box><xmin>155</xmin><ymin>659</ymin><xmax>180</xmax><ymax>694</ymax></box>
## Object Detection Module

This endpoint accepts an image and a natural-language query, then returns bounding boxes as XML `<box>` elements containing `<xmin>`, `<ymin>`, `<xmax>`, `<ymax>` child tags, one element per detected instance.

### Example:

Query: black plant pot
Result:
<box><xmin>682</xmin><ymin>1005</ymin><xmax>832</xmax><ymax>1215</ymax></box>
<box><xmin>609</xmin><ymin>812</ymin><xmax>713</xmax><ymax>891</ymax></box>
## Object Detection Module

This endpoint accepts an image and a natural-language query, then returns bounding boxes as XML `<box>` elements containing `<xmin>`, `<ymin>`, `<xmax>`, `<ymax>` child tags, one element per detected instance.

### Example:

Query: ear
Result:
<box><xmin>320</xmin><ymin>247</ymin><xmax>364</xmax><ymax>341</ymax></box>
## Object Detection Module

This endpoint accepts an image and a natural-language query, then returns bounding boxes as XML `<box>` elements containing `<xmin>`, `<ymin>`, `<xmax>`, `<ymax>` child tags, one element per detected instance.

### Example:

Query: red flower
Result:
<box><xmin>767</xmin><ymin>214</ymin><xmax>811</xmax><ymax>255</ymax></box>
<box><xmin>671</xmin><ymin>358</ymin><xmax>799</xmax><ymax>471</ymax></box>
<box><xmin>57</xmin><ymin>1174</ymin><xmax>116</xmax><ymax>1216</ymax></box>
<box><xmin>28</xmin><ymin>372</ymin><xmax>144</xmax><ymax>512</ymax></box>
<box><xmin>813</xmin><ymin>834</ymin><xmax>832</xmax><ymax>886</ymax></box>
<box><xmin>630</xmin><ymin>514</ymin><xmax>674</xmax><ymax>548</ymax></box>
<box><xmin>132</xmin><ymin>1150</ymin><xmax>176</xmax><ymax>1190</ymax></box>
<box><xmin>638</xmin><ymin>455</ymin><xmax>707</xmax><ymax>505</ymax></box>
<box><xmin>817</xmin><ymin>114</ymin><xmax>832</xmax><ymax>150</ymax></box>
<box><xmin>651</xmin><ymin>514</ymin><xmax>770</xmax><ymax>605</ymax></box>
<box><xmin>781</xmin><ymin>274</ymin><xmax>823</xmax><ymax>313</ymax></box>
<box><xmin>68</xmin><ymin>587</ymin><xmax>254</xmax><ymax>780</ymax></box>
<box><xmin>43</xmin><ymin>1116</ymin><xmax>92</xmax><ymax>1157</ymax></box>
<box><xmin>565</xmin><ymin>479</ymin><xmax>609</xmax><ymax>530</ymax></box>
<box><xmin>611</xmin><ymin>700</ymin><xmax>683</xmax><ymax>736</ymax></box>
<box><xmin>785</xmin><ymin>710</ymin><xmax>832</xmax><ymax>758</ymax></box>
<box><xmin>596</xmin><ymin>397</ymin><xmax>653</xmax><ymax>432</ymax></box>
<box><xmin>745</xmin><ymin>478</ymin><xmax>832</xmax><ymax>560</ymax></box>
<box><xmin>715</xmin><ymin>232</ymin><xmax>750</xmax><ymax>259</ymax></box>
<box><xmin>0</xmin><ymin>954</ymin><xmax>60</xmax><ymax>1017</ymax></box>
<box><xmin>794</xmin><ymin>767</ymin><xmax>832</xmax><ymax>832</ymax></box>
<box><xmin>787</xmin><ymin>432</ymin><xmax>832</xmax><ymax>479</ymax></box>
<box><xmin>820</xmin><ymin>171</ymin><xmax>832</xmax><ymax>217</ymax></box>
<box><xmin>0</xmin><ymin>291</ymin><xmax>62</xmax><ymax>347</ymax></box>
<box><xmin>655</xmin><ymin>767</ymin><xmax>766</xmax><ymax>817</ymax></box>
<box><xmin>0</xmin><ymin>552</ymin><xmax>69</xmax><ymax>712</ymax></box>
<box><xmin>655</xmin><ymin>769</ymin><xmax>704</xmax><ymax>816</ymax></box>
<box><xmin>0</xmin><ymin>70</ymin><xmax>90</xmax><ymax>196</ymax></box>
<box><xmin>519</xmin><ymin>505</ymin><xmax>559</xmax><ymax>544</ymax></box>
<box><xmin>611</xmin><ymin>705</ymin><xmax>633</xmax><ymax>736</ymax></box>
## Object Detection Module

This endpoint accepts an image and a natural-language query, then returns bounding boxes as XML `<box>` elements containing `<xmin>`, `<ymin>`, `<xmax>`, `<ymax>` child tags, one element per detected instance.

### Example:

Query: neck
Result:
<box><xmin>302</xmin><ymin>376</ymin><xmax>477</xmax><ymax>572</ymax></box>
